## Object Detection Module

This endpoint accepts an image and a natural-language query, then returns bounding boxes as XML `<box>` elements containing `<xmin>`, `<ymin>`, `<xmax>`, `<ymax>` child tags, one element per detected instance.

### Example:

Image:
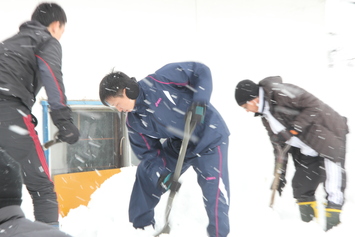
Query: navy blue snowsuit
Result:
<box><xmin>127</xmin><ymin>62</ymin><xmax>230</xmax><ymax>237</ymax></box>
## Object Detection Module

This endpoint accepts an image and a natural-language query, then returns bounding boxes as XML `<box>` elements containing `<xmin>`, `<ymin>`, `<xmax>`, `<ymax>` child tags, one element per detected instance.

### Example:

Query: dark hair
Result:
<box><xmin>31</xmin><ymin>3</ymin><xmax>67</xmax><ymax>27</ymax></box>
<box><xmin>99</xmin><ymin>71</ymin><xmax>136</xmax><ymax>106</ymax></box>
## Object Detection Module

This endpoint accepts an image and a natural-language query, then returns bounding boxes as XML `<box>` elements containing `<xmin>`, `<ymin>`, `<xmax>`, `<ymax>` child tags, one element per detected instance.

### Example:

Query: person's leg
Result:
<box><xmin>128</xmin><ymin>157</ymin><xmax>165</xmax><ymax>228</ymax></box>
<box><xmin>0</xmin><ymin>105</ymin><xmax>58</xmax><ymax>224</ymax></box>
<box><xmin>291</xmin><ymin>148</ymin><xmax>325</xmax><ymax>222</ymax></box>
<box><xmin>323</xmin><ymin>158</ymin><xmax>346</xmax><ymax>208</ymax></box>
<box><xmin>191</xmin><ymin>140</ymin><xmax>230</xmax><ymax>237</ymax></box>
<box><xmin>323</xmin><ymin>157</ymin><xmax>346</xmax><ymax>231</ymax></box>
<box><xmin>128</xmin><ymin>139</ymin><xmax>190</xmax><ymax>228</ymax></box>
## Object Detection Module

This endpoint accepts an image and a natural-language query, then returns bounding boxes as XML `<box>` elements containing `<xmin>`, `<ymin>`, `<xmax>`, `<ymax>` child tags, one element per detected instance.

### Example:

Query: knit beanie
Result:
<box><xmin>235</xmin><ymin>79</ymin><xmax>259</xmax><ymax>106</ymax></box>
<box><xmin>0</xmin><ymin>148</ymin><xmax>23</xmax><ymax>209</ymax></box>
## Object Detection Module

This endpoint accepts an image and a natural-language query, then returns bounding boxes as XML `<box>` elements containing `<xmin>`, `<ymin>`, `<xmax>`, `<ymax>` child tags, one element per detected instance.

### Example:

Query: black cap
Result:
<box><xmin>235</xmin><ymin>80</ymin><xmax>259</xmax><ymax>106</ymax></box>
<box><xmin>0</xmin><ymin>148</ymin><xmax>23</xmax><ymax>209</ymax></box>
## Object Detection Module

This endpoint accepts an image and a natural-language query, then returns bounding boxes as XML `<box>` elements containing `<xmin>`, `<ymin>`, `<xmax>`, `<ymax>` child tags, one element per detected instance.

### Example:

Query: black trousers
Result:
<box><xmin>0</xmin><ymin>101</ymin><xmax>58</xmax><ymax>223</ymax></box>
<box><xmin>291</xmin><ymin>147</ymin><xmax>346</xmax><ymax>209</ymax></box>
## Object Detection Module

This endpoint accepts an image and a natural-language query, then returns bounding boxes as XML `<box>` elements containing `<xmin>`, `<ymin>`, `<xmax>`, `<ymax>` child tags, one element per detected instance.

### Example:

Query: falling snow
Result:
<box><xmin>8</xmin><ymin>125</ymin><xmax>29</xmax><ymax>135</ymax></box>
<box><xmin>19</xmin><ymin>166</ymin><xmax>355</xmax><ymax>237</ymax></box>
<box><xmin>2</xmin><ymin>1</ymin><xmax>354</xmax><ymax>237</ymax></box>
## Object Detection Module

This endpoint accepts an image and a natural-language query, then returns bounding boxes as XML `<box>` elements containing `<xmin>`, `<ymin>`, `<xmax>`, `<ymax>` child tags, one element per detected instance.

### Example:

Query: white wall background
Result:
<box><xmin>0</xmin><ymin>0</ymin><xmax>333</xmax><ymax>139</ymax></box>
<box><xmin>1</xmin><ymin>0</ymin><xmax>353</xmax><ymax>231</ymax></box>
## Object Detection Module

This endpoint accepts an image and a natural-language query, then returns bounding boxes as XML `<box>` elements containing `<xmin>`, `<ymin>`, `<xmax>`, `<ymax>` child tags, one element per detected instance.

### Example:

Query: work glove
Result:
<box><xmin>158</xmin><ymin>172</ymin><xmax>181</xmax><ymax>192</ymax></box>
<box><xmin>158</xmin><ymin>172</ymin><xmax>174</xmax><ymax>191</ymax></box>
<box><xmin>50</xmin><ymin>107</ymin><xmax>80</xmax><ymax>144</ymax></box>
<box><xmin>277</xmin><ymin>173</ymin><xmax>286</xmax><ymax>196</ymax></box>
<box><xmin>271</xmin><ymin>172</ymin><xmax>286</xmax><ymax>196</ymax></box>
<box><xmin>187</xmin><ymin>101</ymin><xmax>206</xmax><ymax>125</ymax></box>
<box><xmin>271</xmin><ymin>128</ymin><xmax>299</xmax><ymax>145</ymax></box>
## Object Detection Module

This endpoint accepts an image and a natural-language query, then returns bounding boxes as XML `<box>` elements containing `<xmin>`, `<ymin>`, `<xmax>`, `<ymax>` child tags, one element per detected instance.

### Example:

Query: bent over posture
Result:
<box><xmin>235</xmin><ymin>77</ymin><xmax>348</xmax><ymax>231</ymax></box>
<box><xmin>99</xmin><ymin>62</ymin><xmax>230</xmax><ymax>237</ymax></box>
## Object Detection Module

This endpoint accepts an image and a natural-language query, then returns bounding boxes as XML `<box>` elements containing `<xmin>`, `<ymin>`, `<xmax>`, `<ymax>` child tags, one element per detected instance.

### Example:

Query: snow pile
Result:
<box><xmin>59</xmin><ymin>167</ymin><xmax>208</xmax><ymax>236</ymax></box>
<box><xmin>22</xmin><ymin>165</ymin><xmax>354</xmax><ymax>236</ymax></box>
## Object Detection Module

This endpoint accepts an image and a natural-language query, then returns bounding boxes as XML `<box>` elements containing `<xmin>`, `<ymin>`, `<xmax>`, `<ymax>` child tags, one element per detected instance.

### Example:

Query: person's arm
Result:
<box><xmin>154</xmin><ymin>61</ymin><xmax>213</xmax><ymax>104</ymax></box>
<box><xmin>36</xmin><ymin>38</ymin><xmax>67</xmax><ymax>110</ymax></box>
<box><xmin>154</xmin><ymin>62</ymin><xmax>212</xmax><ymax>124</ymax></box>
<box><xmin>261</xmin><ymin>117</ymin><xmax>288</xmax><ymax>196</ymax></box>
<box><xmin>126</xmin><ymin>119</ymin><xmax>164</xmax><ymax>161</ymax></box>
<box><xmin>36</xmin><ymin>38</ymin><xmax>79</xmax><ymax>144</ymax></box>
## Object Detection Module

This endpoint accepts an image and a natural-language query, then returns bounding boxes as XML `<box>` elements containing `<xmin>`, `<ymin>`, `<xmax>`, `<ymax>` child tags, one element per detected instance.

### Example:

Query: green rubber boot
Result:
<box><xmin>297</xmin><ymin>201</ymin><xmax>318</xmax><ymax>222</ymax></box>
<box><xmin>325</xmin><ymin>208</ymin><xmax>341</xmax><ymax>231</ymax></box>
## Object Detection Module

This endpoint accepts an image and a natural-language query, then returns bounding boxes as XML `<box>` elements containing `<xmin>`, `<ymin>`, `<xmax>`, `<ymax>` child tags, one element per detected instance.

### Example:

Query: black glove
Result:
<box><xmin>50</xmin><ymin>107</ymin><xmax>80</xmax><ymax>144</ymax></box>
<box><xmin>271</xmin><ymin>129</ymin><xmax>299</xmax><ymax>145</ymax></box>
<box><xmin>158</xmin><ymin>172</ymin><xmax>173</xmax><ymax>191</ymax></box>
<box><xmin>277</xmin><ymin>174</ymin><xmax>286</xmax><ymax>196</ymax></box>
<box><xmin>187</xmin><ymin>101</ymin><xmax>206</xmax><ymax>125</ymax></box>
<box><xmin>158</xmin><ymin>172</ymin><xmax>181</xmax><ymax>192</ymax></box>
<box><xmin>271</xmin><ymin>172</ymin><xmax>287</xmax><ymax>196</ymax></box>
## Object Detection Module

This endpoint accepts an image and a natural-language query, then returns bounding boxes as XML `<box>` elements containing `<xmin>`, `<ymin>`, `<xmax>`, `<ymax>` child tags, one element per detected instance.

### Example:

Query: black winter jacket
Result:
<box><xmin>0</xmin><ymin>21</ymin><xmax>67</xmax><ymax>111</ymax></box>
<box><xmin>0</xmin><ymin>205</ymin><xmax>72</xmax><ymax>237</ymax></box>
<box><xmin>259</xmin><ymin>76</ymin><xmax>349</xmax><ymax>163</ymax></box>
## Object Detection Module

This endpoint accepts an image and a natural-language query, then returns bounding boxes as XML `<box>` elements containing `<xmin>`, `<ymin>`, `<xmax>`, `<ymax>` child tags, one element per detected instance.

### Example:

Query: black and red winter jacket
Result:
<box><xmin>0</xmin><ymin>20</ymin><xmax>67</xmax><ymax>111</ymax></box>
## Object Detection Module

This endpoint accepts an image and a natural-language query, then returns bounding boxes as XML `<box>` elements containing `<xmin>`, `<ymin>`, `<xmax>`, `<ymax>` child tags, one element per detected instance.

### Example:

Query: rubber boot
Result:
<box><xmin>325</xmin><ymin>208</ymin><xmax>341</xmax><ymax>231</ymax></box>
<box><xmin>297</xmin><ymin>201</ymin><xmax>318</xmax><ymax>222</ymax></box>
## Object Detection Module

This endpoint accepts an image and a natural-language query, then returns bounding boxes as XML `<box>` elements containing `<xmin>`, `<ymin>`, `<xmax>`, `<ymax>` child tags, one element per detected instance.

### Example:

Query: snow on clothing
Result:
<box><xmin>258</xmin><ymin>76</ymin><xmax>348</xmax><ymax>208</ymax></box>
<box><xmin>127</xmin><ymin>62</ymin><xmax>230</xmax><ymax>237</ymax></box>
<box><xmin>0</xmin><ymin>20</ymin><xmax>67</xmax><ymax>111</ymax></box>
<box><xmin>0</xmin><ymin>102</ymin><xmax>59</xmax><ymax>223</ymax></box>
<box><xmin>0</xmin><ymin>205</ymin><xmax>72</xmax><ymax>237</ymax></box>
<box><xmin>0</xmin><ymin>21</ymin><xmax>68</xmax><ymax>223</ymax></box>
<box><xmin>259</xmin><ymin>76</ymin><xmax>348</xmax><ymax>162</ymax></box>
<box><xmin>258</xmin><ymin>88</ymin><xmax>318</xmax><ymax>157</ymax></box>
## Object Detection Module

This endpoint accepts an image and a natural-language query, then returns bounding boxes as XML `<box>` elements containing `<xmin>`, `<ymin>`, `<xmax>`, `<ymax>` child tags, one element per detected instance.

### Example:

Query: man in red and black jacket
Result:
<box><xmin>0</xmin><ymin>3</ymin><xmax>79</xmax><ymax>226</ymax></box>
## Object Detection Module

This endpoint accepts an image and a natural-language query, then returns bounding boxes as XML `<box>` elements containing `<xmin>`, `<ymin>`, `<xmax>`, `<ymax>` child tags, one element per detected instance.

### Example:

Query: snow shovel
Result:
<box><xmin>269</xmin><ymin>143</ymin><xmax>291</xmax><ymax>208</ymax></box>
<box><xmin>155</xmin><ymin>111</ymin><xmax>197</xmax><ymax>236</ymax></box>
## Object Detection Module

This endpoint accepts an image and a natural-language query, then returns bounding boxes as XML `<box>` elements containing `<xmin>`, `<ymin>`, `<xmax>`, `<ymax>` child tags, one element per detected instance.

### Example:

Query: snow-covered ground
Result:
<box><xmin>22</xmin><ymin>162</ymin><xmax>355</xmax><ymax>236</ymax></box>
<box><xmin>7</xmin><ymin>0</ymin><xmax>355</xmax><ymax>236</ymax></box>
